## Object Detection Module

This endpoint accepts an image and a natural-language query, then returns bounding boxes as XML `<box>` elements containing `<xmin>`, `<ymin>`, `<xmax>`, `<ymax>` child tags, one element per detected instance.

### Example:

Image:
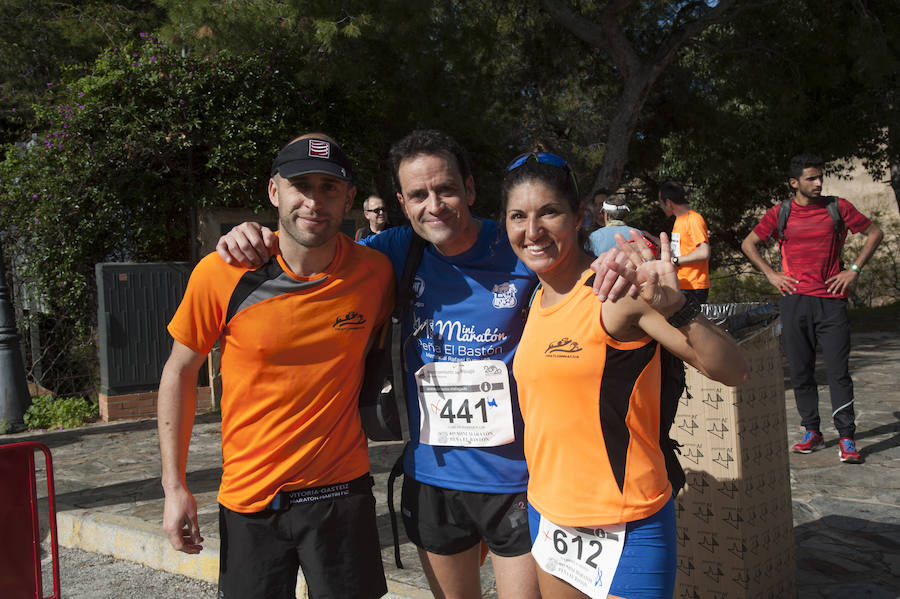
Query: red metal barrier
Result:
<box><xmin>0</xmin><ymin>441</ymin><xmax>61</xmax><ymax>599</ymax></box>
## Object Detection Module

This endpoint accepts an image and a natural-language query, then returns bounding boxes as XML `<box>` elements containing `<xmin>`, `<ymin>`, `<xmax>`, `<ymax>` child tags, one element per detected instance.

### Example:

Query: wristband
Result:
<box><xmin>849</xmin><ymin>264</ymin><xmax>862</xmax><ymax>274</ymax></box>
<box><xmin>666</xmin><ymin>292</ymin><xmax>702</xmax><ymax>329</ymax></box>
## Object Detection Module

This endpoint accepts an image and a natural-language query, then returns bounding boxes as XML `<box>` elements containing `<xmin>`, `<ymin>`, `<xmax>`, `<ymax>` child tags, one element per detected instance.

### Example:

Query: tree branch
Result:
<box><xmin>540</xmin><ymin>0</ymin><xmax>640</xmax><ymax>79</ymax></box>
<box><xmin>649</xmin><ymin>0</ymin><xmax>778</xmax><ymax>77</ymax></box>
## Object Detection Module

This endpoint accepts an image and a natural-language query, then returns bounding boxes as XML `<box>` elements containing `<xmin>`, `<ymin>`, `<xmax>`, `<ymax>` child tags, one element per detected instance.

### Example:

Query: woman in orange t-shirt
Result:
<box><xmin>501</xmin><ymin>152</ymin><xmax>748</xmax><ymax>599</ymax></box>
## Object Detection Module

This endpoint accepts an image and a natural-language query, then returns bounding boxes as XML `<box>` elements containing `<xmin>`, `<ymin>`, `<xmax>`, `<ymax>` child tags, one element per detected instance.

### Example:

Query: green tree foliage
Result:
<box><xmin>0</xmin><ymin>0</ymin><xmax>165</xmax><ymax>144</ymax></box>
<box><xmin>3</xmin><ymin>1</ymin><xmax>898</xmax><ymax>355</ymax></box>
<box><xmin>0</xmin><ymin>34</ymin><xmax>381</xmax><ymax>393</ymax></box>
<box><xmin>538</xmin><ymin>0</ymin><xmax>780</xmax><ymax>195</ymax></box>
<box><xmin>648</xmin><ymin>0</ymin><xmax>900</xmax><ymax>260</ymax></box>
<box><xmin>152</xmin><ymin>0</ymin><xmax>576</xmax><ymax>210</ymax></box>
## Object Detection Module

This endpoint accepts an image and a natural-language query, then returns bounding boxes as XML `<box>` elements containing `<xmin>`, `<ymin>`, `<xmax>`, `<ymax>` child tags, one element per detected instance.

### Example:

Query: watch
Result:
<box><xmin>667</xmin><ymin>292</ymin><xmax>702</xmax><ymax>329</ymax></box>
<box><xmin>672</xmin><ymin>256</ymin><xmax>679</xmax><ymax>266</ymax></box>
<box><xmin>849</xmin><ymin>263</ymin><xmax>862</xmax><ymax>274</ymax></box>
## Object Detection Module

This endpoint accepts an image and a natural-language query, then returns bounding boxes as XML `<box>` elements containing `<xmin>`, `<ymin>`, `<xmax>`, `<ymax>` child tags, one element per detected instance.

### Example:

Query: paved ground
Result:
<box><xmin>786</xmin><ymin>329</ymin><xmax>900</xmax><ymax>598</ymax></box>
<box><xmin>43</xmin><ymin>545</ymin><xmax>218</xmax><ymax>599</ymax></box>
<box><xmin>2</xmin><ymin>327</ymin><xmax>899</xmax><ymax>598</ymax></box>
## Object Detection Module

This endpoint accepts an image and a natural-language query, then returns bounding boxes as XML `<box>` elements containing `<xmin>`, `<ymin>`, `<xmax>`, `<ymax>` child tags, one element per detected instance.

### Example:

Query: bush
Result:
<box><xmin>844</xmin><ymin>218</ymin><xmax>900</xmax><ymax>308</ymax></box>
<box><xmin>24</xmin><ymin>394</ymin><xmax>98</xmax><ymax>430</ymax></box>
<box><xmin>709</xmin><ymin>268</ymin><xmax>780</xmax><ymax>304</ymax></box>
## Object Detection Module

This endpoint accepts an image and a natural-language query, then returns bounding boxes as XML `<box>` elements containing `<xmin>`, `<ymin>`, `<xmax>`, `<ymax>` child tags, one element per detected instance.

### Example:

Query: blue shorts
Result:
<box><xmin>528</xmin><ymin>498</ymin><xmax>676</xmax><ymax>599</ymax></box>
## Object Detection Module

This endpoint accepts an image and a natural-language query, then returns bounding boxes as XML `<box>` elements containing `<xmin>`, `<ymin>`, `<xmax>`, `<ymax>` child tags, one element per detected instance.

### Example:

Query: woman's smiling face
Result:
<box><xmin>505</xmin><ymin>180</ymin><xmax>583</xmax><ymax>276</ymax></box>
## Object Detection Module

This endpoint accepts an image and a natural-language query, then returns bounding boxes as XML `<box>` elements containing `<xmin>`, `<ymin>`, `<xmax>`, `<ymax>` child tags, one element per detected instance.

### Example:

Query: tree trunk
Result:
<box><xmin>541</xmin><ymin>0</ymin><xmax>770</xmax><ymax>195</ymax></box>
<box><xmin>594</xmin><ymin>65</ymin><xmax>662</xmax><ymax>194</ymax></box>
<box><xmin>891</xmin><ymin>161</ymin><xmax>900</xmax><ymax>216</ymax></box>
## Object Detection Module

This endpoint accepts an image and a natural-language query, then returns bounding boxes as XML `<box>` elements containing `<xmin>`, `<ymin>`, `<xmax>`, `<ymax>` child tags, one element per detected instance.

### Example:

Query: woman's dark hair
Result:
<box><xmin>500</xmin><ymin>152</ymin><xmax>580</xmax><ymax>216</ymax></box>
<box><xmin>500</xmin><ymin>151</ymin><xmax>587</xmax><ymax>247</ymax></box>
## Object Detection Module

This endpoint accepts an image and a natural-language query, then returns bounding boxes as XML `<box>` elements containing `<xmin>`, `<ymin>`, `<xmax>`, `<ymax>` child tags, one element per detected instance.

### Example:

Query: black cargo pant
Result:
<box><xmin>780</xmin><ymin>294</ymin><xmax>855</xmax><ymax>438</ymax></box>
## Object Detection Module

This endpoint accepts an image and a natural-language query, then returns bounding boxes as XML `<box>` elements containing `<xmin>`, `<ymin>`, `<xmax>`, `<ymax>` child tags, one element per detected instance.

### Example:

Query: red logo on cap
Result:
<box><xmin>308</xmin><ymin>139</ymin><xmax>331</xmax><ymax>159</ymax></box>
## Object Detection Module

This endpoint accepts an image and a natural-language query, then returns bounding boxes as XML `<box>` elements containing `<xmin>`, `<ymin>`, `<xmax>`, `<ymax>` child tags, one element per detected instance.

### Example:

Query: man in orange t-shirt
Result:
<box><xmin>158</xmin><ymin>133</ymin><xmax>394</xmax><ymax>599</ymax></box>
<box><xmin>658</xmin><ymin>181</ymin><xmax>710</xmax><ymax>303</ymax></box>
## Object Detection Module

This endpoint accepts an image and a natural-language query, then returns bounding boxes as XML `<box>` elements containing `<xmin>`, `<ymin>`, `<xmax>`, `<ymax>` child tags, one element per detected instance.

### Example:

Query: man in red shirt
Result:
<box><xmin>742</xmin><ymin>154</ymin><xmax>883</xmax><ymax>464</ymax></box>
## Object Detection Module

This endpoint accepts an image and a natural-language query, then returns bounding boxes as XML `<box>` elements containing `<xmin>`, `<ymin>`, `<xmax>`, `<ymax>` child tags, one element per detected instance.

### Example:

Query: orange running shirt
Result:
<box><xmin>168</xmin><ymin>234</ymin><xmax>394</xmax><ymax>512</ymax></box>
<box><xmin>513</xmin><ymin>270</ymin><xmax>671</xmax><ymax>526</ymax></box>
<box><xmin>671</xmin><ymin>209</ymin><xmax>709</xmax><ymax>290</ymax></box>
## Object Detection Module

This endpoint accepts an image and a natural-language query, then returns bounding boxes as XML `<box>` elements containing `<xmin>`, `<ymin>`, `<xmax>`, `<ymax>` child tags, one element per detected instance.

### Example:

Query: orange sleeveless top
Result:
<box><xmin>513</xmin><ymin>270</ymin><xmax>671</xmax><ymax>525</ymax></box>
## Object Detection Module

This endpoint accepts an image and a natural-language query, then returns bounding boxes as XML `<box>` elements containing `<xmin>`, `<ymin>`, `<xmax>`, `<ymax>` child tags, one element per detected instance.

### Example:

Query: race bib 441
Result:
<box><xmin>416</xmin><ymin>359</ymin><xmax>515</xmax><ymax>447</ymax></box>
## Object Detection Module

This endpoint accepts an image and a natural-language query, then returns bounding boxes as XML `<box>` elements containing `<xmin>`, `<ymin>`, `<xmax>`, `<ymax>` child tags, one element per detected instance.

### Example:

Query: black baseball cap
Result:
<box><xmin>270</xmin><ymin>137</ymin><xmax>354</xmax><ymax>182</ymax></box>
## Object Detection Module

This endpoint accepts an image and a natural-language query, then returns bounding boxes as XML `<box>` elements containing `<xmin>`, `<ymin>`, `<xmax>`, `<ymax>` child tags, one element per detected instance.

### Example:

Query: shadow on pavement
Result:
<box><xmin>794</xmin><ymin>514</ymin><xmax>900</xmax><ymax>598</ymax></box>
<box><xmin>53</xmin><ymin>467</ymin><xmax>222</xmax><ymax>510</ymax></box>
<box><xmin>855</xmin><ymin>412</ymin><xmax>900</xmax><ymax>459</ymax></box>
<box><xmin>4</xmin><ymin>412</ymin><xmax>222</xmax><ymax>451</ymax></box>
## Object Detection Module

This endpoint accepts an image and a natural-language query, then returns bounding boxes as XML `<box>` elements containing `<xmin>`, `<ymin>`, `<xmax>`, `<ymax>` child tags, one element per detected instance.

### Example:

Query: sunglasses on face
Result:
<box><xmin>366</xmin><ymin>207</ymin><xmax>386</xmax><ymax>215</ymax></box>
<box><xmin>505</xmin><ymin>152</ymin><xmax>579</xmax><ymax>198</ymax></box>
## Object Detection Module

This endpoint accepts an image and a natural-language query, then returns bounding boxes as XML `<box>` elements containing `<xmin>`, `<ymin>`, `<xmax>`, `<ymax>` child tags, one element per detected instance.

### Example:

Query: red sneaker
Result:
<box><xmin>838</xmin><ymin>437</ymin><xmax>863</xmax><ymax>464</ymax></box>
<box><xmin>791</xmin><ymin>430</ymin><xmax>824</xmax><ymax>453</ymax></box>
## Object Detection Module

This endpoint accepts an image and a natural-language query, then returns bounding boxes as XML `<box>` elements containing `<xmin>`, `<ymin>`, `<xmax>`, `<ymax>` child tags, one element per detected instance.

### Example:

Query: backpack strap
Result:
<box><xmin>385</xmin><ymin>231</ymin><xmax>427</xmax><ymax>569</ymax></box>
<box><xmin>393</xmin><ymin>233</ymin><xmax>427</xmax><ymax>321</ymax></box>
<box><xmin>775</xmin><ymin>200</ymin><xmax>791</xmax><ymax>244</ymax></box>
<box><xmin>776</xmin><ymin>196</ymin><xmax>844</xmax><ymax>244</ymax></box>
<box><xmin>387</xmin><ymin>445</ymin><xmax>407</xmax><ymax>568</ymax></box>
<box><xmin>823</xmin><ymin>196</ymin><xmax>844</xmax><ymax>234</ymax></box>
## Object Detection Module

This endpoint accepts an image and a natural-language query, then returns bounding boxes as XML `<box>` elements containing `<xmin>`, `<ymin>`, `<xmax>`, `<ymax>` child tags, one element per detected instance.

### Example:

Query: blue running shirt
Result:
<box><xmin>361</xmin><ymin>220</ymin><xmax>537</xmax><ymax>492</ymax></box>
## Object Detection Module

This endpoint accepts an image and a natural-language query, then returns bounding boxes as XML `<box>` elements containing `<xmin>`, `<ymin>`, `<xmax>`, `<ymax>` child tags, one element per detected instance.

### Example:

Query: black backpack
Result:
<box><xmin>358</xmin><ymin>233</ymin><xmax>427</xmax><ymax>441</ymax></box>
<box><xmin>524</xmin><ymin>276</ymin><xmax>688</xmax><ymax>496</ymax></box>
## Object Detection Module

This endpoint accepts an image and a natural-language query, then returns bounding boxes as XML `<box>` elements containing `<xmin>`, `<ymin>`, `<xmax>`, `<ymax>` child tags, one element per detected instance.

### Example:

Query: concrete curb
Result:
<box><xmin>56</xmin><ymin>508</ymin><xmax>221</xmax><ymax>584</ymax></box>
<box><xmin>54</xmin><ymin>506</ymin><xmax>430</xmax><ymax>598</ymax></box>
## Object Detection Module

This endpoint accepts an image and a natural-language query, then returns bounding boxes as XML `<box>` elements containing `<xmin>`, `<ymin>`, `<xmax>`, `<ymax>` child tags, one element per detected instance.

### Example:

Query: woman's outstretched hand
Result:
<box><xmin>611</xmin><ymin>230</ymin><xmax>684</xmax><ymax>316</ymax></box>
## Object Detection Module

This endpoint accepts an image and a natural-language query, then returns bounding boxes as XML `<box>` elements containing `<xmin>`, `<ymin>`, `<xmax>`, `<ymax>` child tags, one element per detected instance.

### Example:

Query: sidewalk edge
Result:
<box><xmin>55</xmin><ymin>508</ymin><xmax>429</xmax><ymax>598</ymax></box>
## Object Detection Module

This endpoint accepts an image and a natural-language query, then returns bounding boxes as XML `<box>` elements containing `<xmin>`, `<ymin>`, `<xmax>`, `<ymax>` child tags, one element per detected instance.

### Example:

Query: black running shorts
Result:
<box><xmin>400</xmin><ymin>476</ymin><xmax>531</xmax><ymax>557</ymax></box>
<box><xmin>217</xmin><ymin>475</ymin><xmax>387</xmax><ymax>599</ymax></box>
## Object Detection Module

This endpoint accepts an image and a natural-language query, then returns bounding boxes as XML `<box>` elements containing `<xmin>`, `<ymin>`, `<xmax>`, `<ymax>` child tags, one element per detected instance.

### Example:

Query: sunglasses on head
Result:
<box><xmin>506</xmin><ymin>152</ymin><xmax>569</xmax><ymax>171</ymax></box>
<box><xmin>506</xmin><ymin>152</ymin><xmax>579</xmax><ymax>198</ymax></box>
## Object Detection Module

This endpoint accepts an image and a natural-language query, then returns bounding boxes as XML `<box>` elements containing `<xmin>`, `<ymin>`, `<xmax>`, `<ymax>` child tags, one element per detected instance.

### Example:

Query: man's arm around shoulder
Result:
<box><xmin>158</xmin><ymin>340</ymin><xmax>208</xmax><ymax>554</ymax></box>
